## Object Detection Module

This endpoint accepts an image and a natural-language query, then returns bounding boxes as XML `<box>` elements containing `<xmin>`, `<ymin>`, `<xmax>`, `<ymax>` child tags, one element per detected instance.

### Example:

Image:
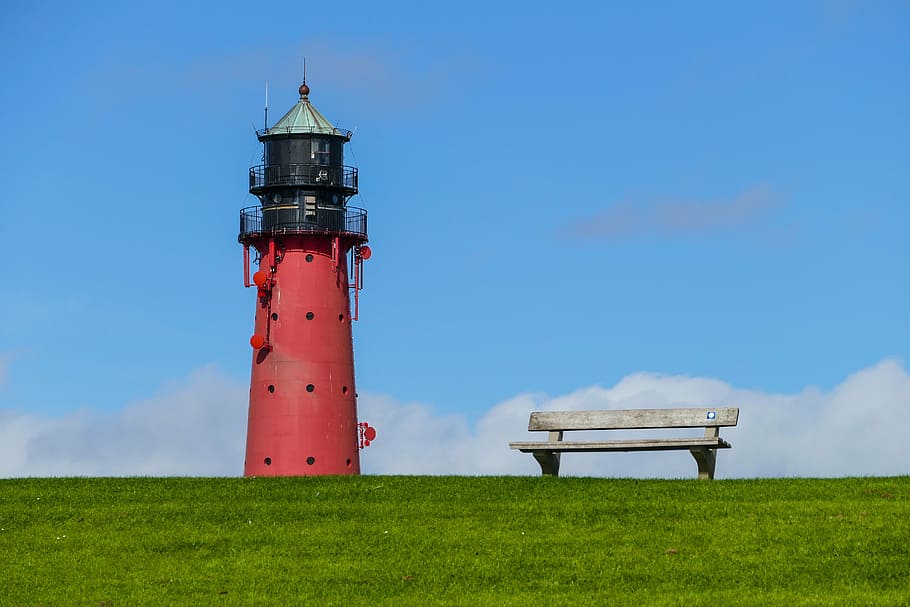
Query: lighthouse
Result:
<box><xmin>238</xmin><ymin>79</ymin><xmax>375</xmax><ymax>476</ymax></box>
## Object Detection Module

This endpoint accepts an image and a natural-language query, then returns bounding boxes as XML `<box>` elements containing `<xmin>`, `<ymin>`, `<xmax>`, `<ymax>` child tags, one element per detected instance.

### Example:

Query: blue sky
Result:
<box><xmin>1</xmin><ymin>1</ymin><xmax>907</xmax><ymax>476</ymax></box>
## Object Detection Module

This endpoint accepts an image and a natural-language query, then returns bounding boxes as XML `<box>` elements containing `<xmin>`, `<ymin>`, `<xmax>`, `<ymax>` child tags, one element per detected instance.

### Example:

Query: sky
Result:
<box><xmin>1</xmin><ymin>1</ymin><xmax>908</xmax><ymax>478</ymax></box>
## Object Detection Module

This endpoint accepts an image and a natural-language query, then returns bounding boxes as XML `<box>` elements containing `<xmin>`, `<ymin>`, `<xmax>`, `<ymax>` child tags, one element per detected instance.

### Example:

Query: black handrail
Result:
<box><xmin>239</xmin><ymin>205</ymin><xmax>367</xmax><ymax>240</ymax></box>
<box><xmin>256</xmin><ymin>125</ymin><xmax>352</xmax><ymax>139</ymax></box>
<box><xmin>249</xmin><ymin>164</ymin><xmax>358</xmax><ymax>193</ymax></box>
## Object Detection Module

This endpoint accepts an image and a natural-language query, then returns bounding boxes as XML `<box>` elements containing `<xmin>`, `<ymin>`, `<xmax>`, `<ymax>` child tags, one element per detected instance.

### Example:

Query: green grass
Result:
<box><xmin>1</xmin><ymin>477</ymin><xmax>908</xmax><ymax>606</ymax></box>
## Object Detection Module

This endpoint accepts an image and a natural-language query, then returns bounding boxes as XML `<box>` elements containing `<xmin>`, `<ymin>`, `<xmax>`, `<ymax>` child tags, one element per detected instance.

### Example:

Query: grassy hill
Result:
<box><xmin>1</xmin><ymin>476</ymin><xmax>907</xmax><ymax>606</ymax></box>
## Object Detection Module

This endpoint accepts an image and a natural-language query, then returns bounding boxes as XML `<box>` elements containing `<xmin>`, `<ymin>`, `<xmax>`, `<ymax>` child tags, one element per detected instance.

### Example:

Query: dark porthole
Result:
<box><xmin>338</xmin><ymin>314</ymin><xmax>344</xmax><ymax>322</ymax></box>
<box><xmin>305</xmin><ymin>254</ymin><xmax>314</xmax><ymax>262</ymax></box>
<box><xmin>346</xmin><ymin>458</ymin><xmax>352</xmax><ymax>467</ymax></box>
<box><xmin>306</xmin><ymin>457</ymin><xmax>315</xmax><ymax>465</ymax></box>
<box><xmin>271</xmin><ymin>313</ymin><xmax>278</xmax><ymax>321</ymax></box>
<box><xmin>264</xmin><ymin>457</ymin><xmax>272</xmax><ymax>466</ymax></box>
<box><xmin>306</xmin><ymin>312</ymin><xmax>314</xmax><ymax>320</ymax></box>
<box><xmin>306</xmin><ymin>384</ymin><xmax>315</xmax><ymax>393</ymax></box>
<box><xmin>267</xmin><ymin>385</ymin><xmax>275</xmax><ymax>393</ymax></box>
<box><xmin>342</xmin><ymin>386</ymin><xmax>348</xmax><ymax>395</ymax></box>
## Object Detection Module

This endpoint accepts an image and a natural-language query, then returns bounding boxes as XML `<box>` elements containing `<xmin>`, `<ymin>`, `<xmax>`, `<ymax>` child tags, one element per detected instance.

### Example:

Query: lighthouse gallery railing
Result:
<box><xmin>249</xmin><ymin>164</ymin><xmax>358</xmax><ymax>193</ymax></box>
<box><xmin>239</xmin><ymin>205</ymin><xmax>367</xmax><ymax>239</ymax></box>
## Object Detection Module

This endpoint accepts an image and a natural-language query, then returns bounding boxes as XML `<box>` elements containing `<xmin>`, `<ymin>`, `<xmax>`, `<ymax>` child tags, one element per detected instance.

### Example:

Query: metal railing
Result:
<box><xmin>256</xmin><ymin>125</ymin><xmax>352</xmax><ymax>139</ymax></box>
<box><xmin>239</xmin><ymin>205</ymin><xmax>367</xmax><ymax>240</ymax></box>
<box><xmin>249</xmin><ymin>164</ymin><xmax>358</xmax><ymax>194</ymax></box>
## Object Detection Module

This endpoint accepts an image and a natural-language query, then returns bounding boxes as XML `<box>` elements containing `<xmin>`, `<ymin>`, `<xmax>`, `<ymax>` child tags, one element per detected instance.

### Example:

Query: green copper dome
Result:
<box><xmin>259</xmin><ymin>83</ymin><xmax>351</xmax><ymax>140</ymax></box>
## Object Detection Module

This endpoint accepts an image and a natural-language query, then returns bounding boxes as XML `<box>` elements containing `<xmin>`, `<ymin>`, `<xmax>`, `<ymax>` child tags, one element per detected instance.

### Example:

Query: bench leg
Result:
<box><xmin>689</xmin><ymin>448</ymin><xmax>717</xmax><ymax>480</ymax></box>
<box><xmin>532</xmin><ymin>451</ymin><xmax>561</xmax><ymax>477</ymax></box>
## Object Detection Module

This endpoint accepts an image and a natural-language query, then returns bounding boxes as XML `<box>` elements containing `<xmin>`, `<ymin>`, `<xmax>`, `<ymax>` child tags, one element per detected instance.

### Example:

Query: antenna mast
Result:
<box><xmin>264</xmin><ymin>82</ymin><xmax>269</xmax><ymax>131</ymax></box>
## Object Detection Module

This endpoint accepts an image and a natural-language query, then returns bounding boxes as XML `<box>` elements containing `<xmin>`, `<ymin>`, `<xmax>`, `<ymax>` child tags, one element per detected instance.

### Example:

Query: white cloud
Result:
<box><xmin>1</xmin><ymin>360</ymin><xmax>907</xmax><ymax>478</ymax></box>
<box><xmin>0</xmin><ymin>366</ymin><xmax>247</xmax><ymax>477</ymax></box>
<box><xmin>561</xmin><ymin>184</ymin><xmax>785</xmax><ymax>241</ymax></box>
<box><xmin>168</xmin><ymin>40</ymin><xmax>473</xmax><ymax>112</ymax></box>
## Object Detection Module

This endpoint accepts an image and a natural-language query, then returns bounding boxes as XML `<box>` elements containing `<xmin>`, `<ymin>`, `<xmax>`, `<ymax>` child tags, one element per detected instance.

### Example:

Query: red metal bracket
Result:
<box><xmin>348</xmin><ymin>245</ymin><xmax>369</xmax><ymax>321</ymax></box>
<box><xmin>243</xmin><ymin>244</ymin><xmax>252</xmax><ymax>287</ymax></box>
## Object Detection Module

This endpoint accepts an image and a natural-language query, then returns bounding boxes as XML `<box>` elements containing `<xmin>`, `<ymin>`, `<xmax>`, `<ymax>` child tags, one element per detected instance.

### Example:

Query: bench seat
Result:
<box><xmin>510</xmin><ymin>437</ymin><xmax>731</xmax><ymax>453</ymax></box>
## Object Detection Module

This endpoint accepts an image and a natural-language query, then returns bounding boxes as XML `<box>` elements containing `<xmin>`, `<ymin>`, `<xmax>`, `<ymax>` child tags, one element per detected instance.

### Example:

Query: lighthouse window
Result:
<box><xmin>311</xmin><ymin>139</ymin><xmax>330</xmax><ymax>164</ymax></box>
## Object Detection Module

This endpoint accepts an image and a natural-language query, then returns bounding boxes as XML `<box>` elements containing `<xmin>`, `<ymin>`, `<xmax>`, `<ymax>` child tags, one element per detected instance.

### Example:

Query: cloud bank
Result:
<box><xmin>1</xmin><ymin>360</ymin><xmax>907</xmax><ymax>478</ymax></box>
<box><xmin>0</xmin><ymin>366</ymin><xmax>247</xmax><ymax>477</ymax></box>
<box><xmin>562</xmin><ymin>184</ymin><xmax>784</xmax><ymax>241</ymax></box>
<box><xmin>361</xmin><ymin>359</ymin><xmax>910</xmax><ymax>478</ymax></box>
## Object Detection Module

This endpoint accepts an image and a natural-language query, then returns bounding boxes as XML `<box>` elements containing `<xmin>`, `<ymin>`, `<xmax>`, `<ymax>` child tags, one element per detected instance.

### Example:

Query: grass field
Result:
<box><xmin>0</xmin><ymin>476</ymin><xmax>908</xmax><ymax>606</ymax></box>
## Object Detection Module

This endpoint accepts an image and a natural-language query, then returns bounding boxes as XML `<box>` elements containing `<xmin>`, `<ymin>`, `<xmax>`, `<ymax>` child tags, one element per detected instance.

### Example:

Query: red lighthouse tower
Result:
<box><xmin>239</xmin><ymin>79</ymin><xmax>374</xmax><ymax>476</ymax></box>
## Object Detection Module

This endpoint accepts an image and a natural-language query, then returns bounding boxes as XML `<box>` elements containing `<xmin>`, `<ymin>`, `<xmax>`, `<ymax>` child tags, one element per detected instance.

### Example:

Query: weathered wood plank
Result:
<box><xmin>509</xmin><ymin>437</ymin><xmax>731</xmax><ymax>452</ymax></box>
<box><xmin>528</xmin><ymin>407</ymin><xmax>739</xmax><ymax>431</ymax></box>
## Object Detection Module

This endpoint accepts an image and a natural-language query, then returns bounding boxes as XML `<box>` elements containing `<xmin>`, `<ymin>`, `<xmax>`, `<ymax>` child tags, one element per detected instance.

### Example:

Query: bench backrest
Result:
<box><xmin>528</xmin><ymin>408</ymin><xmax>739</xmax><ymax>431</ymax></box>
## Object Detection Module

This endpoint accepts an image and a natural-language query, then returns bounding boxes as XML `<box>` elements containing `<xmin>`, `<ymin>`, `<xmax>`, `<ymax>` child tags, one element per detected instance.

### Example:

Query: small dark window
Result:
<box><xmin>306</xmin><ymin>384</ymin><xmax>315</xmax><ymax>392</ymax></box>
<box><xmin>264</xmin><ymin>457</ymin><xmax>272</xmax><ymax>466</ymax></box>
<box><xmin>311</xmin><ymin>139</ymin><xmax>330</xmax><ymax>165</ymax></box>
<box><xmin>271</xmin><ymin>313</ymin><xmax>278</xmax><ymax>321</ymax></box>
<box><xmin>305</xmin><ymin>254</ymin><xmax>314</xmax><ymax>262</ymax></box>
<box><xmin>268</xmin><ymin>385</ymin><xmax>275</xmax><ymax>393</ymax></box>
<box><xmin>306</xmin><ymin>457</ymin><xmax>315</xmax><ymax>465</ymax></box>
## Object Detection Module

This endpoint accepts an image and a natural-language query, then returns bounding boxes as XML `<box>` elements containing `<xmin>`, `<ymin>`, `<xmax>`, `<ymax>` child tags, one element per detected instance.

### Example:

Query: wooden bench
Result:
<box><xmin>509</xmin><ymin>407</ymin><xmax>739</xmax><ymax>480</ymax></box>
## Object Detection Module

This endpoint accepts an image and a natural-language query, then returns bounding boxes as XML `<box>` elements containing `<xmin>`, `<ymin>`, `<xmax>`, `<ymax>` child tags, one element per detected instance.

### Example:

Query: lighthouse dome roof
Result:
<box><xmin>258</xmin><ymin>84</ymin><xmax>351</xmax><ymax>140</ymax></box>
